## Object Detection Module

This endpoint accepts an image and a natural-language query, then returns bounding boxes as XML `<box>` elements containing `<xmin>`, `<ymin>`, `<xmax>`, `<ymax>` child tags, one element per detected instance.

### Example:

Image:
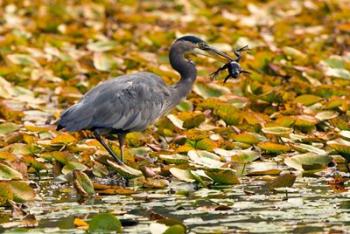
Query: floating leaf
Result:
<box><xmin>193</xmin><ymin>83</ymin><xmax>230</xmax><ymax>99</ymax></box>
<box><xmin>108</xmin><ymin>160</ymin><xmax>143</xmax><ymax>179</ymax></box>
<box><xmin>51</xmin><ymin>132</ymin><xmax>77</xmax><ymax>144</ymax></box>
<box><xmin>262</xmin><ymin>127</ymin><xmax>292</xmax><ymax>136</ymax></box>
<box><xmin>315</xmin><ymin>111</ymin><xmax>339</xmax><ymax>121</ymax></box>
<box><xmin>7</xmin><ymin>54</ymin><xmax>40</xmax><ymax>67</ymax></box>
<box><xmin>0</xmin><ymin>122</ymin><xmax>20</xmax><ymax>136</ymax></box>
<box><xmin>0</xmin><ymin>182</ymin><xmax>13</xmax><ymax>205</ymax></box>
<box><xmin>290</xmin><ymin>143</ymin><xmax>326</xmax><ymax>155</ymax></box>
<box><xmin>62</xmin><ymin>161</ymin><xmax>88</xmax><ymax>175</ymax></box>
<box><xmin>160</xmin><ymin>154</ymin><xmax>189</xmax><ymax>164</ymax></box>
<box><xmin>142</xmin><ymin>178</ymin><xmax>169</xmax><ymax>189</ymax></box>
<box><xmin>247</xmin><ymin>162</ymin><xmax>281</xmax><ymax>175</ymax></box>
<box><xmin>295</xmin><ymin>95</ymin><xmax>322</xmax><ymax>106</ymax></box>
<box><xmin>8</xmin><ymin>181</ymin><xmax>35</xmax><ymax>202</ymax></box>
<box><xmin>266</xmin><ymin>172</ymin><xmax>297</xmax><ymax>191</ymax></box>
<box><xmin>169</xmin><ymin>168</ymin><xmax>195</xmax><ymax>183</ymax></box>
<box><xmin>87</xmin><ymin>40</ymin><xmax>118</xmax><ymax>52</ymax></box>
<box><xmin>328</xmin><ymin>138</ymin><xmax>350</xmax><ymax>161</ymax></box>
<box><xmin>188</xmin><ymin>150</ymin><xmax>224</xmax><ymax>168</ymax></box>
<box><xmin>167</xmin><ymin>114</ymin><xmax>184</xmax><ymax>129</ymax></box>
<box><xmin>231</xmin><ymin>149</ymin><xmax>260</xmax><ymax>164</ymax></box>
<box><xmin>0</xmin><ymin>163</ymin><xmax>23</xmax><ymax>180</ymax></box>
<box><xmin>258</xmin><ymin>142</ymin><xmax>290</xmax><ymax>154</ymax></box>
<box><xmin>73</xmin><ymin>170</ymin><xmax>95</xmax><ymax>196</ymax></box>
<box><xmin>205</xmin><ymin>168</ymin><xmax>240</xmax><ymax>185</ymax></box>
<box><xmin>233</xmin><ymin>132</ymin><xmax>265</xmax><ymax>144</ymax></box>
<box><xmin>176</xmin><ymin>100</ymin><xmax>193</xmax><ymax>112</ymax></box>
<box><xmin>284</xmin><ymin>153</ymin><xmax>331</xmax><ymax>172</ymax></box>
<box><xmin>88</xmin><ymin>213</ymin><xmax>122</xmax><ymax>233</ymax></box>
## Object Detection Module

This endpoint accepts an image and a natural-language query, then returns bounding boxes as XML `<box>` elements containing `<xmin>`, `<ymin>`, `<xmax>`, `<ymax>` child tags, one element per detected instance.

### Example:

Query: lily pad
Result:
<box><xmin>108</xmin><ymin>160</ymin><xmax>143</xmax><ymax>179</ymax></box>
<box><xmin>188</xmin><ymin>150</ymin><xmax>224</xmax><ymax>168</ymax></box>
<box><xmin>205</xmin><ymin>168</ymin><xmax>240</xmax><ymax>185</ymax></box>
<box><xmin>73</xmin><ymin>170</ymin><xmax>95</xmax><ymax>196</ymax></box>
<box><xmin>0</xmin><ymin>163</ymin><xmax>23</xmax><ymax>180</ymax></box>
<box><xmin>266</xmin><ymin>172</ymin><xmax>297</xmax><ymax>191</ymax></box>
<box><xmin>88</xmin><ymin>213</ymin><xmax>122</xmax><ymax>233</ymax></box>
<box><xmin>284</xmin><ymin>153</ymin><xmax>331</xmax><ymax>171</ymax></box>
<box><xmin>8</xmin><ymin>181</ymin><xmax>35</xmax><ymax>202</ymax></box>
<box><xmin>169</xmin><ymin>168</ymin><xmax>195</xmax><ymax>183</ymax></box>
<box><xmin>262</xmin><ymin>127</ymin><xmax>292</xmax><ymax>136</ymax></box>
<box><xmin>160</xmin><ymin>154</ymin><xmax>189</xmax><ymax>164</ymax></box>
<box><xmin>258</xmin><ymin>142</ymin><xmax>290</xmax><ymax>154</ymax></box>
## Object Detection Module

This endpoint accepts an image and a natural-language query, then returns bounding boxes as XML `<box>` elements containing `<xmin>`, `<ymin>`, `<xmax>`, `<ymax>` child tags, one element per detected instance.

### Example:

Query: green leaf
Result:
<box><xmin>0</xmin><ymin>122</ymin><xmax>20</xmax><ymax>136</ymax></box>
<box><xmin>0</xmin><ymin>163</ymin><xmax>23</xmax><ymax>180</ymax></box>
<box><xmin>169</xmin><ymin>167</ymin><xmax>195</xmax><ymax>183</ymax></box>
<box><xmin>205</xmin><ymin>168</ymin><xmax>240</xmax><ymax>185</ymax></box>
<box><xmin>108</xmin><ymin>160</ymin><xmax>143</xmax><ymax>179</ymax></box>
<box><xmin>188</xmin><ymin>150</ymin><xmax>224</xmax><ymax>168</ymax></box>
<box><xmin>0</xmin><ymin>182</ymin><xmax>14</xmax><ymax>206</ymax></box>
<box><xmin>88</xmin><ymin>213</ymin><xmax>122</xmax><ymax>233</ymax></box>
<box><xmin>262</xmin><ymin>127</ymin><xmax>292</xmax><ymax>136</ymax></box>
<box><xmin>295</xmin><ymin>95</ymin><xmax>322</xmax><ymax>106</ymax></box>
<box><xmin>73</xmin><ymin>170</ymin><xmax>95</xmax><ymax>196</ymax></box>
<box><xmin>8</xmin><ymin>181</ymin><xmax>35</xmax><ymax>202</ymax></box>
<box><xmin>193</xmin><ymin>83</ymin><xmax>230</xmax><ymax>99</ymax></box>
<box><xmin>266</xmin><ymin>172</ymin><xmax>296</xmax><ymax>191</ymax></box>
<box><xmin>7</xmin><ymin>54</ymin><xmax>40</xmax><ymax>67</ymax></box>
<box><xmin>87</xmin><ymin>40</ymin><xmax>118</xmax><ymax>52</ymax></box>
<box><xmin>284</xmin><ymin>153</ymin><xmax>331</xmax><ymax>172</ymax></box>
<box><xmin>160</xmin><ymin>154</ymin><xmax>189</xmax><ymax>164</ymax></box>
<box><xmin>62</xmin><ymin>161</ymin><xmax>88</xmax><ymax>175</ymax></box>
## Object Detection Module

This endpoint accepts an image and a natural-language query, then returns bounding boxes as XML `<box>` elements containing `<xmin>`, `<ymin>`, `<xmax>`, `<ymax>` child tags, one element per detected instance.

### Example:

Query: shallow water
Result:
<box><xmin>1</xmin><ymin>176</ymin><xmax>349</xmax><ymax>233</ymax></box>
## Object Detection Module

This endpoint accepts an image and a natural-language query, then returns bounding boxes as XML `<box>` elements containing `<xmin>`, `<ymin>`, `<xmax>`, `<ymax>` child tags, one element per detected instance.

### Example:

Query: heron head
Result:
<box><xmin>174</xmin><ymin>35</ymin><xmax>232</xmax><ymax>61</ymax></box>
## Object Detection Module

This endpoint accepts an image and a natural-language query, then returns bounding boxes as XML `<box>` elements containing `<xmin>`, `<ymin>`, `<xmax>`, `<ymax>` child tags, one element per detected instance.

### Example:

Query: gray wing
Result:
<box><xmin>57</xmin><ymin>72</ymin><xmax>171</xmax><ymax>132</ymax></box>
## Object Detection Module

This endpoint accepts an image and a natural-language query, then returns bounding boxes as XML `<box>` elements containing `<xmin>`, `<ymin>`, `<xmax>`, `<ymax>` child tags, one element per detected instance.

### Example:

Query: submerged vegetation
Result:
<box><xmin>0</xmin><ymin>0</ymin><xmax>350</xmax><ymax>233</ymax></box>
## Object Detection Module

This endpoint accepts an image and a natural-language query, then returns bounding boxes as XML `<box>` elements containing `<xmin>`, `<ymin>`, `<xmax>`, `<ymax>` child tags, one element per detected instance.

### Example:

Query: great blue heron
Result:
<box><xmin>56</xmin><ymin>35</ymin><xmax>232</xmax><ymax>165</ymax></box>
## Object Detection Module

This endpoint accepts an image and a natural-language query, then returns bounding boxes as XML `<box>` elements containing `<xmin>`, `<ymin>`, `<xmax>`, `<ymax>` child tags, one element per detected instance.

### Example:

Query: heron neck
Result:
<box><xmin>169</xmin><ymin>45</ymin><xmax>197</xmax><ymax>101</ymax></box>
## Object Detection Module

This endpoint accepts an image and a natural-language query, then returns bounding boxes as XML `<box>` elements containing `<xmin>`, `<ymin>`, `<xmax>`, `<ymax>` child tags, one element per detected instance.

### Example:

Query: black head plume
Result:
<box><xmin>176</xmin><ymin>35</ymin><xmax>205</xmax><ymax>44</ymax></box>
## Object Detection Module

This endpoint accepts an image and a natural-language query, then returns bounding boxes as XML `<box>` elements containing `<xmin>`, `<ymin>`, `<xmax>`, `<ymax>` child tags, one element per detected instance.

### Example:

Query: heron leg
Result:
<box><xmin>117</xmin><ymin>133</ymin><xmax>126</xmax><ymax>162</ymax></box>
<box><xmin>93</xmin><ymin>130</ymin><xmax>123</xmax><ymax>165</ymax></box>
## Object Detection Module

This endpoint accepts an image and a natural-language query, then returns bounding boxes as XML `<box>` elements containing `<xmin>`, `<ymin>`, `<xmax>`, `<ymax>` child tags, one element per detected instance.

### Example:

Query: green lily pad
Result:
<box><xmin>315</xmin><ymin>111</ymin><xmax>339</xmax><ymax>121</ymax></box>
<box><xmin>231</xmin><ymin>149</ymin><xmax>260</xmax><ymax>164</ymax></box>
<box><xmin>284</xmin><ymin>153</ymin><xmax>331</xmax><ymax>171</ymax></box>
<box><xmin>188</xmin><ymin>150</ymin><xmax>224</xmax><ymax>168</ymax></box>
<box><xmin>62</xmin><ymin>161</ymin><xmax>88</xmax><ymax>175</ymax></box>
<box><xmin>295</xmin><ymin>95</ymin><xmax>322</xmax><ymax>106</ymax></box>
<box><xmin>0</xmin><ymin>163</ymin><xmax>23</xmax><ymax>180</ymax></box>
<box><xmin>88</xmin><ymin>213</ymin><xmax>122</xmax><ymax>233</ymax></box>
<box><xmin>73</xmin><ymin>170</ymin><xmax>95</xmax><ymax>196</ymax></box>
<box><xmin>205</xmin><ymin>168</ymin><xmax>240</xmax><ymax>185</ymax></box>
<box><xmin>262</xmin><ymin>127</ymin><xmax>292</xmax><ymax>136</ymax></box>
<box><xmin>328</xmin><ymin>138</ymin><xmax>350</xmax><ymax>161</ymax></box>
<box><xmin>247</xmin><ymin>162</ymin><xmax>281</xmax><ymax>175</ymax></box>
<box><xmin>87</xmin><ymin>40</ymin><xmax>118</xmax><ymax>52</ymax></box>
<box><xmin>160</xmin><ymin>154</ymin><xmax>189</xmax><ymax>164</ymax></box>
<box><xmin>290</xmin><ymin>143</ymin><xmax>326</xmax><ymax>155</ymax></box>
<box><xmin>233</xmin><ymin>132</ymin><xmax>265</xmax><ymax>144</ymax></box>
<box><xmin>8</xmin><ymin>181</ymin><xmax>35</xmax><ymax>202</ymax></box>
<box><xmin>0</xmin><ymin>122</ymin><xmax>20</xmax><ymax>136</ymax></box>
<box><xmin>169</xmin><ymin>167</ymin><xmax>195</xmax><ymax>183</ymax></box>
<box><xmin>0</xmin><ymin>182</ymin><xmax>13</xmax><ymax>206</ymax></box>
<box><xmin>266</xmin><ymin>172</ymin><xmax>297</xmax><ymax>191</ymax></box>
<box><xmin>108</xmin><ymin>160</ymin><xmax>143</xmax><ymax>179</ymax></box>
<box><xmin>193</xmin><ymin>82</ymin><xmax>230</xmax><ymax>99</ymax></box>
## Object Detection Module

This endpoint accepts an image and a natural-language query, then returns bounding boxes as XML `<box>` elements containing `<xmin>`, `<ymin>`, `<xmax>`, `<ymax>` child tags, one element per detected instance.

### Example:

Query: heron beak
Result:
<box><xmin>203</xmin><ymin>45</ymin><xmax>233</xmax><ymax>61</ymax></box>
<box><xmin>193</xmin><ymin>43</ymin><xmax>233</xmax><ymax>62</ymax></box>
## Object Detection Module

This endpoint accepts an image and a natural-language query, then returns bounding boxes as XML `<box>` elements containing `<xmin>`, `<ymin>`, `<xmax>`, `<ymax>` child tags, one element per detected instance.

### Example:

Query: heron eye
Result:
<box><xmin>198</xmin><ymin>42</ymin><xmax>207</xmax><ymax>49</ymax></box>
